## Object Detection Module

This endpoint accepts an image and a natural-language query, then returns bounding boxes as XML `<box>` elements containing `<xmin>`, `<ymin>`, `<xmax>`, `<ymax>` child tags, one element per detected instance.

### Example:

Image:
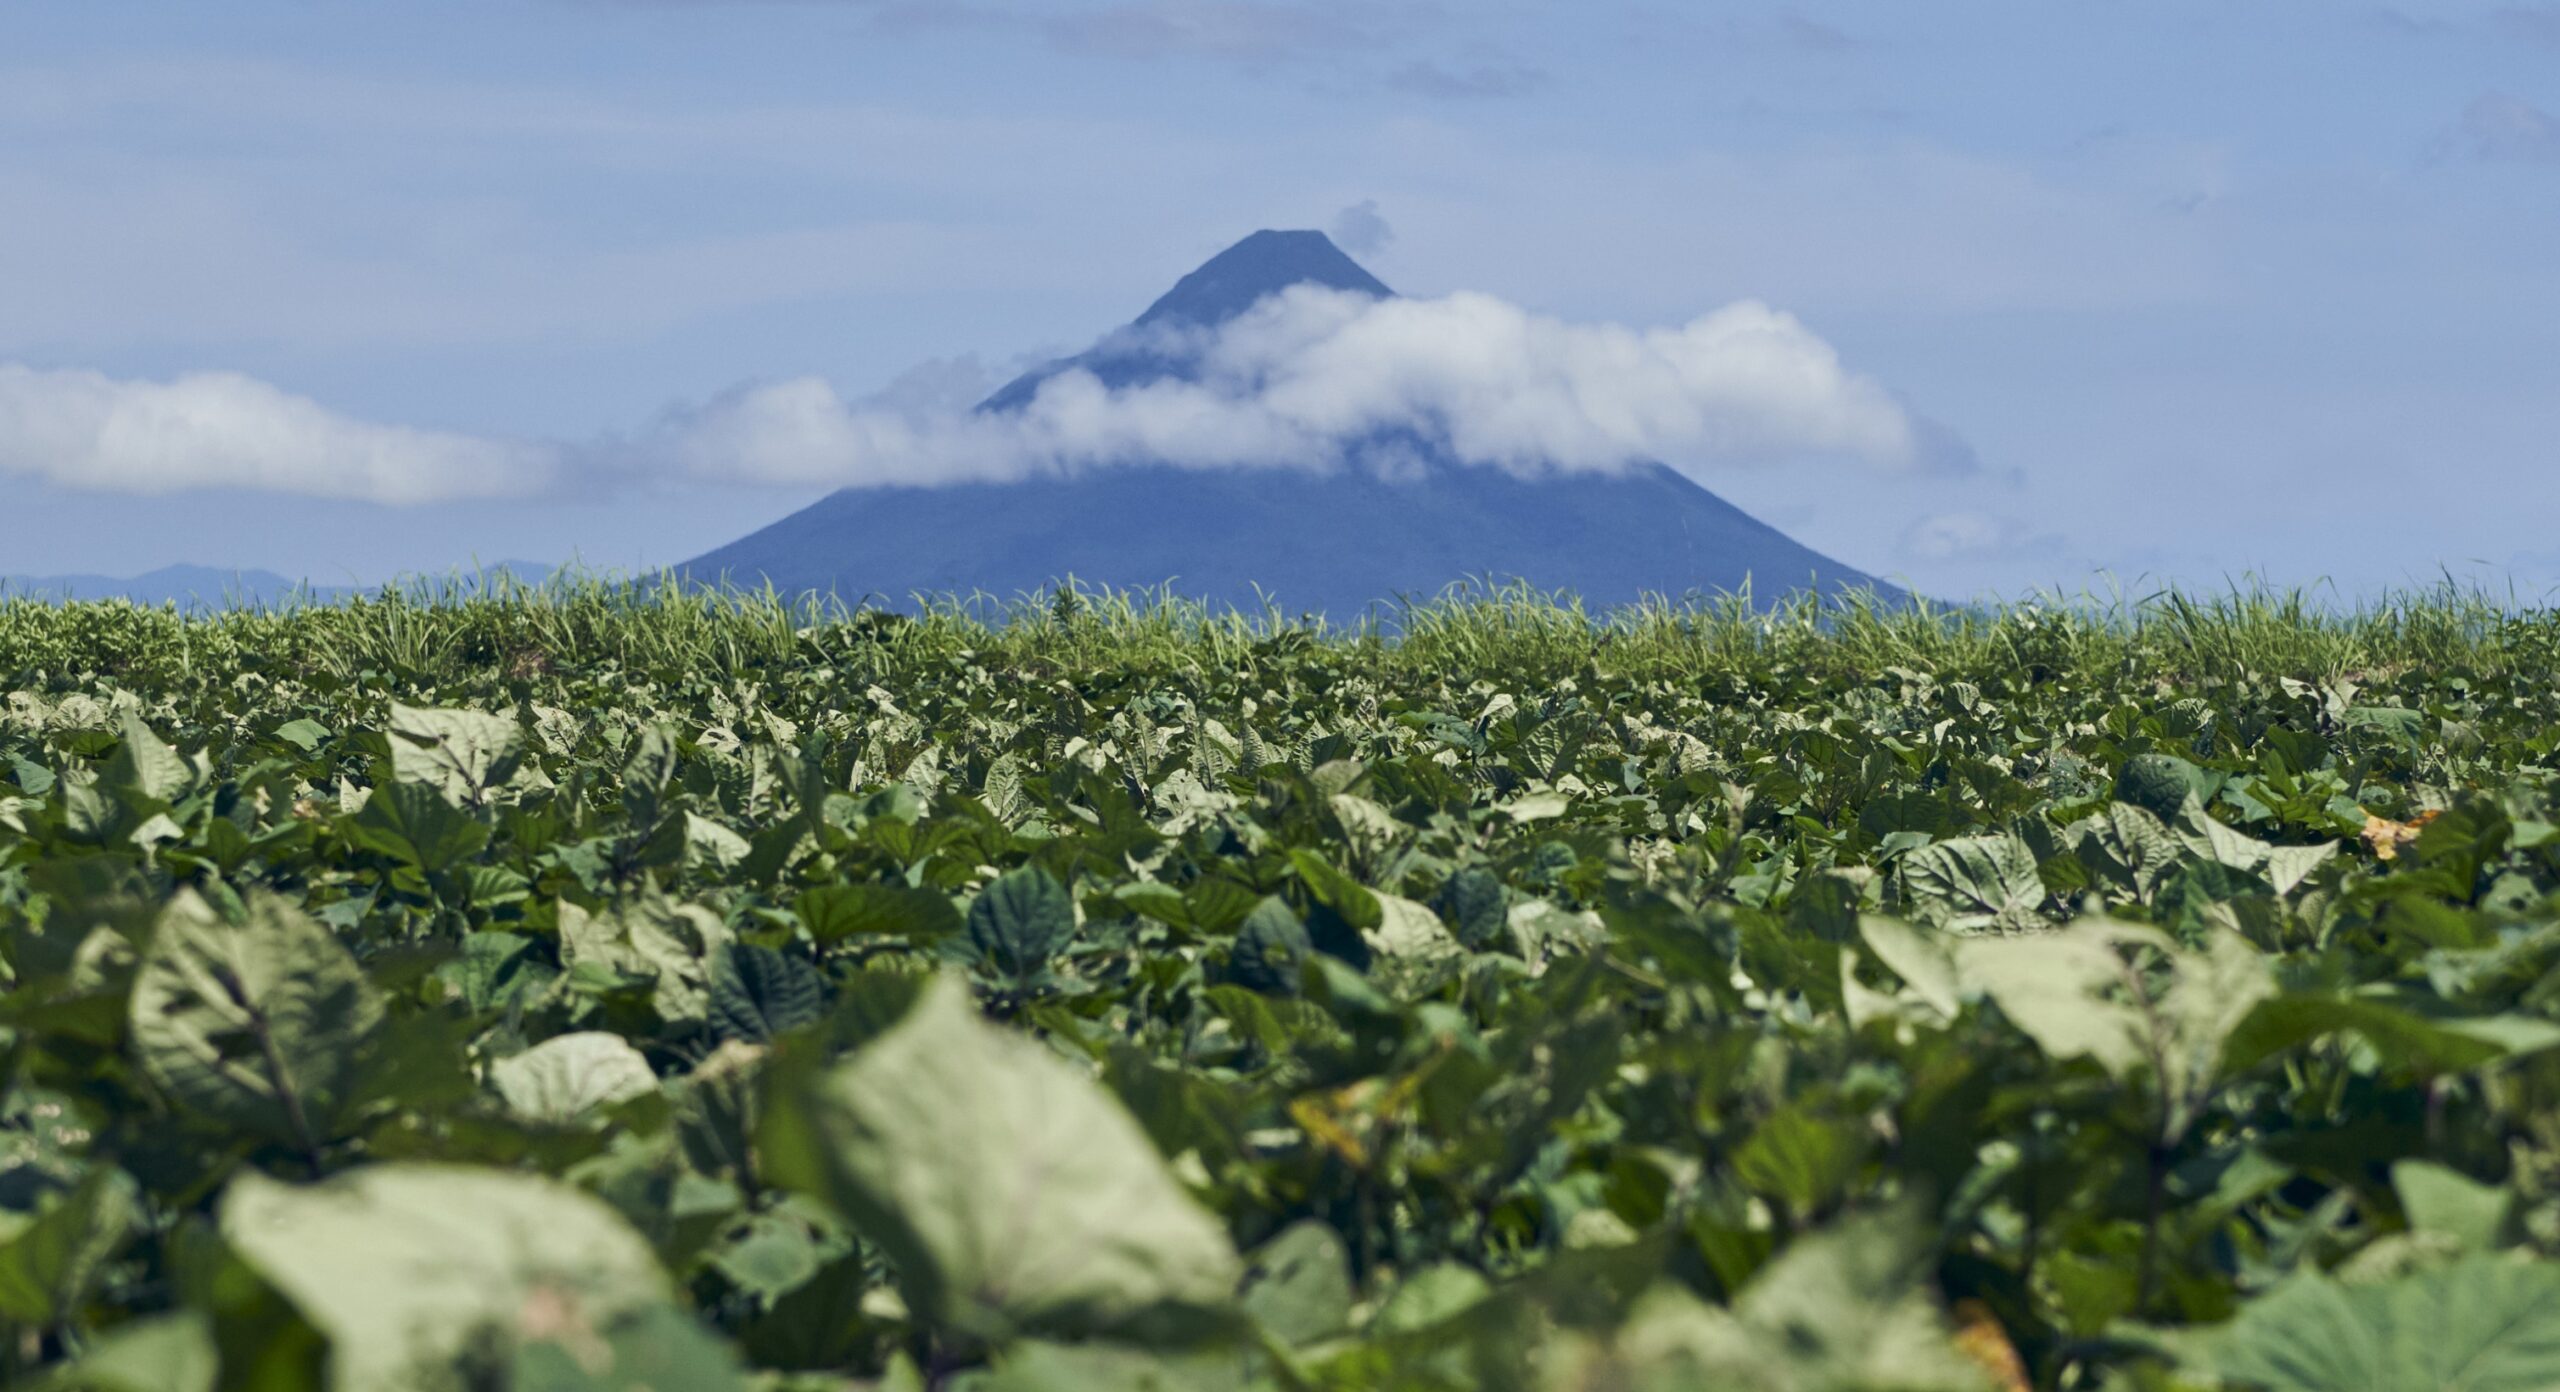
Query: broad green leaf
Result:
<box><xmin>1435</xmin><ymin>868</ymin><xmax>1509</xmax><ymax>951</ymax></box>
<box><xmin>2179</xmin><ymin>1256</ymin><xmax>2560</xmax><ymax>1392</ymax></box>
<box><xmin>2177</xmin><ymin>813</ymin><xmax>2338</xmax><ymax>897</ymax></box>
<box><xmin>28</xmin><ymin>1311</ymin><xmax>216</xmax><ymax>1392</ymax></box>
<box><xmin>965</xmin><ymin>866</ymin><xmax>1078</xmax><ymax>991</ymax></box>
<box><xmin>2226</xmin><ymin>994</ymin><xmax>2560</xmax><ymax>1077</ymax></box>
<box><xmin>680</xmin><ymin>812</ymin><xmax>751</xmax><ymax>871</ymax></box>
<box><xmin>2116</xmin><ymin>753</ymin><xmax>2215</xmax><ymax>819</ymax></box>
<box><xmin>557</xmin><ymin>896</ymin><xmax>727</xmax><ymax>1024</ymax></box>
<box><xmin>1900</xmin><ymin>835</ymin><xmax>2044</xmax><ymax>934</ymax></box>
<box><xmin>1857</xmin><ymin>915</ymin><xmax>1961</xmax><ymax>1023</ymax></box>
<box><xmin>345</xmin><ymin>780</ymin><xmax>491</xmax><ymax>873</ymax></box>
<box><xmin>386</xmin><ymin>703</ymin><xmax>524</xmax><ymax>805</ymax></box>
<box><xmin>1502</xmin><ymin>791</ymin><xmax>1573</xmax><ymax>822</ymax></box>
<box><xmin>437</xmin><ymin>930</ymin><xmax>559</xmax><ymax>1013</ymax></box>
<box><xmin>1228</xmin><ymin>896</ymin><xmax>1310</xmax><ymax>998</ymax></box>
<box><xmin>10</xmin><ymin>753</ymin><xmax>57</xmax><ymax>797</ymax></box>
<box><xmin>2393</xmin><ymin>1160</ymin><xmax>2514</xmax><ymax>1252</ymax></box>
<box><xmin>701</xmin><ymin>1201</ymin><xmax>839</xmax><ymax>1305</ymax></box>
<box><xmin>1372</xmin><ymin>1263</ymin><xmax>1492</xmax><ymax>1335</ymax></box>
<box><xmin>0</xmin><ymin>1165</ymin><xmax>139</xmax><ymax>1326</ymax></box>
<box><xmin>1732</xmin><ymin>1103</ymin><xmax>1866</xmax><ymax>1219</ymax></box>
<box><xmin>103</xmin><ymin>715</ymin><xmax>193</xmax><ymax>805</ymax></box>
<box><xmin>1535</xmin><ymin>1207</ymin><xmax>1990</xmax><ymax>1392</ymax></box>
<box><xmin>130</xmin><ymin>891</ymin><xmax>384</xmax><ymax>1150</ymax></box>
<box><xmin>1956</xmin><ymin>920</ymin><xmax>2271</xmax><ymax>1142</ymax></box>
<box><xmin>511</xmin><ymin>1303</ymin><xmax>751</xmax><ymax>1392</ymax></box>
<box><xmin>220</xmin><ymin>1164</ymin><xmax>671</xmax><ymax>1392</ymax></box>
<box><xmin>793</xmin><ymin>883</ymin><xmax>961</xmax><ymax>943</ymax></box>
<box><xmin>1368</xmin><ymin>893</ymin><xmax>1463</xmax><ymax>962</ymax></box>
<box><xmin>491</xmin><ymin>1032</ymin><xmax>659</xmax><ymax>1124</ymax></box>
<box><xmin>274</xmin><ymin>718</ymin><xmax>331</xmax><ymax>753</ymax></box>
<box><xmin>2070</xmin><ymin>802</ymin><xmax>2186</xmax><ymax>901</ymax></box>
<box><xmin>760</xmin><ymin>974</ymin><xmax>1242</xmax><ymax>1343</ymax></box>
<box><xmin>1290</xmin><ymin>850</ymin><xmax>1382</xmax><ymax>933</ymax></box>
<box><xmin>1240</xmin><ymin>1222</ymin><xmax>1354</xmax><ymax>1347</ymax></box>
<box><xmin>707</xmin><ymin>943</ymin><xmax>825</xmax><ymax>1043</ymax></box>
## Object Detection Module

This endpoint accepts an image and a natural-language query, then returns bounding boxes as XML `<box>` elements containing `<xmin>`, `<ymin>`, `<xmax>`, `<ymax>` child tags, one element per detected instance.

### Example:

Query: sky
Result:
<box><xmin>2</xmin><ymin>1</ymin><xmax>2557</xmax><ymax>602</ymax></box>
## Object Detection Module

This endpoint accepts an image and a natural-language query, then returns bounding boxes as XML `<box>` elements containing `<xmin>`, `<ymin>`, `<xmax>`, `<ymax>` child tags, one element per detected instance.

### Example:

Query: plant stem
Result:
<box><xmin>2135</xmin><ymin>1142</ymin><xmax>2169</xmax><ymax>1316</ymax></box>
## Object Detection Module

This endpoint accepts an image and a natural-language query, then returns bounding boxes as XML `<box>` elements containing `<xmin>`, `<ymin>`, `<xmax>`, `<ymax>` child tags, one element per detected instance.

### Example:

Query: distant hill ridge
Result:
<box><xmin>2</xmin><ymin>563</ymin><xmax>556</xmax><ymax>608</ymax></box>
<box><xmin>677</xmin><ymin>229</ymin><xmax>1903</xmax><ymax>615</ymax></box>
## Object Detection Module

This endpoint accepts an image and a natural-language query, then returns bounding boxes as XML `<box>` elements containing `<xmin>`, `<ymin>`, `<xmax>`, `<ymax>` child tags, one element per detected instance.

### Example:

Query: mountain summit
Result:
<box><xmin>1133</xmin><ymin>228</ymin><xmax>1393</xmax><ymax>328</ymax></box>
<box><xmin>977</xmin><ymin>229</ymin><xmax>1394</xmax><ymax>413</ymax></box>
<box><xmin>682</xmin><ymin>231</ymin><xmax>1901</xmax><ymax>614</ymax></box>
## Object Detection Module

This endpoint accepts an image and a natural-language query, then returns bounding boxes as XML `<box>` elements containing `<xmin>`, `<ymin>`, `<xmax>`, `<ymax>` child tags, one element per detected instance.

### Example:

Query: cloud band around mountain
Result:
<box><xmin>649</xmin><ymin>286</ymin><xmax>1951</xmax><ymax>489</ymax></box>
<box><xmin>2</xmin><ymin>286</ymin><xmax>1957</xmax><ymax>503</ymax></box>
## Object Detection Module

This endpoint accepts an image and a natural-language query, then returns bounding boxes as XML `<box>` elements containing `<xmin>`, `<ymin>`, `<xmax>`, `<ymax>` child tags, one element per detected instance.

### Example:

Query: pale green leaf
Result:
<box><xmin>557</xmin><ymin>897</ymin><xmax>727</xmax><ymax>1025</ymax></box>
<box><xmin>1240</xmin><ymin>1222</ymin><xmax>1354</xmax><ymax>1348</ymax></box>
<box><xmin>29</xmin><ymin>1311</ymin><xmax>216</xmax><ymax>1392</ymax></box>
<box><xmin>1956</xmin><ymin>920</ymin><xmax>2271</xmax><ymax>1142</ymax></box>
<box><xmin>105</xmin><ymin>714</ymin><xmax>192</xmax><ymax>805</ymax></box>
<box><xmin>2179</xmin><ymin>1256</ymin><xmax>2560</xmax><ymax>1392</ymax></box>
<box><xmin>491</xmin><ymin>1032</ymin><xmax>659</xmax><ymax>1125</ymax></box>
<box><xmin>130</xmin><ymin>891</ymin><xmax>384</xmax><ymax>1149</ymax></box>
<box><xmin>1857</xmin><ymin>916</ymin><xmax>1961</xmax><ymax>1023</ymax></box>
<box><xmin>1900</xmin><ymin>835</ymin><xmax>2044</xmax><ymax>934</ymax></box>
<box><xmin>2393</xmin><ymin>1161</ymin><xmax>2515</xmax><ymax>1252</ymax></box>
<box><xmin>220</xmin><ymin>1163</ymin><xmax>670</xmax><ymax>1392</ymax></box>
<box><xmin>760</xmin><ymin>974</ymin><xmax>1242</xmax><ymax>1343</ymax></box>
<box><xmin>0</xmin><ymin>1165</ymin><xmax>139</xmax><ymax>1326</ymax></box>
<box><xmin>387</xmin><ymin>703</ymin><xmax>524</xmax><ymax>805</ymax></box>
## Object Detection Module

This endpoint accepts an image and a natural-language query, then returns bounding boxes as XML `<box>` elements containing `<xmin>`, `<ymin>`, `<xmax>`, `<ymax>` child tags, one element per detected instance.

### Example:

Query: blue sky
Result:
<box><xmin>3</xmin><ymin>1</ymin><xmax>2556</xmax><ymax>600</ymax></box>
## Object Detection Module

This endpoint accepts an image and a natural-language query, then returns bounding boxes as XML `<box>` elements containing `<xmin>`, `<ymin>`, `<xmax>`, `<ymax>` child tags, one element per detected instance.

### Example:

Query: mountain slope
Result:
<box><xmin>684</xmin><ymin>230</ymin><xmax>1900</xmax><ymax>613</ymax></box>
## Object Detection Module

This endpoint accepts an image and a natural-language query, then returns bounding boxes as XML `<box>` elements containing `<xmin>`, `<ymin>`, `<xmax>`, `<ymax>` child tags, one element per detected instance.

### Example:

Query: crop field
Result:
<box><xmin>3</xmin><ymin>581</ymin><xmax>2559</xmax><ymax>1390</ymax></box>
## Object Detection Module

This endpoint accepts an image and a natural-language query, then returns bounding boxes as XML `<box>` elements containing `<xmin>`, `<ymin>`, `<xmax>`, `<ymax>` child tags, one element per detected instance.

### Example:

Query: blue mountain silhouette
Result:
<box><xmin>683</xmin><ymin>230</ymin><xmax>1900</xmax><ymax>615</ymax></box>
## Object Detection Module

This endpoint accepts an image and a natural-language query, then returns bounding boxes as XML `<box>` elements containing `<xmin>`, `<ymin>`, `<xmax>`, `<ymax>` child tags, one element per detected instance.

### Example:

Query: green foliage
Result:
<box><xmin>2</xmin><ymin>582</ymin><xmax>2560</xmax><ymax>1387</ymax></box>
<box><xmin>2179</xmin><ymin>1257</ymin><xmax>2560</xmax><ymax>1391</ymax></box>
<box><xmin>129</xmin><ymin>892</ymin><xmax>384</xmax><ymax>1158</ymax></box>
<box><xmin>759</xmin><ymin>975</ymin><xmax>1242</xmax><ymax>1346</ymax></box>
<box><xmin>217</xmin><ymin>1164</ymin><xmax>677</xmax><ymax>1392</ymax></box>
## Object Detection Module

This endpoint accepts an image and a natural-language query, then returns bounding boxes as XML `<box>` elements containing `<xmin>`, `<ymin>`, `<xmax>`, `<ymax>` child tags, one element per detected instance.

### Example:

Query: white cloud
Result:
<box><xmin>649</xmin><ymin>286</ymin><xmax>1939</xmax><ymax>489</ymax></box>
<box><xmin>1</xmin><ymin>285</ymin><xmax>1955</xmax><ymax>506</ymax></box>
<box><xmin>0</xmin><ymin>364</ymin><xmax>555</xmax><ymax>503</ymax></box>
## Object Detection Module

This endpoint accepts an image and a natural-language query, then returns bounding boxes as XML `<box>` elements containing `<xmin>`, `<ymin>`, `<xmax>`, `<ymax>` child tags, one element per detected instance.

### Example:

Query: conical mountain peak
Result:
<box><xmin>976</xmin><ymin>229</ymin><xmax>1394</xmax><ymax>412</ymax></box>
<box><xmin>1132</xmin><ymin>229</ymin><xmax>1393</xmax><ymax>328</ymax></box>
<box><xmin>689</xmin><ymin>228</ymin><xmax>1899</xmax><ymax>613</ymax></box>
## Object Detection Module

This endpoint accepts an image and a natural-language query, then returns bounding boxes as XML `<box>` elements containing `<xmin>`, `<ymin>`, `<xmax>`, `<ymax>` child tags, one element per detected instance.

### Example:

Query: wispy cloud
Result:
<box><xmin>1041</xmin><ymin>1</ymin><xmax>1369</xmax><ymax>64</ymax></box>
<box><xmin>1384</xmin><ymin>60</ymin><xmax>1547</xmax><ymax>100</ymax></box>
<box><xmin>583</xmin><ymin>0</ymin><xmax>1545</xmax><ymax>95</ymax></box>
<box><xmin>1897</xmin><ymin>511</ymin><xmax>2061</xmax><ymax>564</ymax></box>
<box><xmin>2432</xmin><ymin>92</ymin><xmax>2560</xmax><ymax>165</ymax></box>
<box><xmin>1329</xmin><ymin>200</ymin><xmax>1394</xmax><ymax>256</ymax></box>
<box><xmin>2491</xmin><ymin>5</ymin><xmax>2560</xmax><ymax>47</ymax></box>
<box><xmin>0</xmin><ymin>365</ymin><xmax>555</xmax><ymax>503</ymax></box>
<box><xmin>1777</xmin><ymin>13</ymin><xmax>1861</xmax><ymax>53</ymax></box>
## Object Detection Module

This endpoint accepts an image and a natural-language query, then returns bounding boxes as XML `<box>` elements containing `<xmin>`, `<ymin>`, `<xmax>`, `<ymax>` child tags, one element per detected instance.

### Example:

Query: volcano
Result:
<box><xmin>680</xmin><ymin>230</ymin><xmax>1900</xmax><ymax>615</ymax></box>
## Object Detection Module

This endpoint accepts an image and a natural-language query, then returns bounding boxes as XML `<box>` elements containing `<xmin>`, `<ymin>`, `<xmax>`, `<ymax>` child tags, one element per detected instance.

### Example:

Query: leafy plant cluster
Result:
<box><xmin>3</xmin><ymin>582</ymin><xmax>2560</xmax><ymax>1390</ymax></box>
